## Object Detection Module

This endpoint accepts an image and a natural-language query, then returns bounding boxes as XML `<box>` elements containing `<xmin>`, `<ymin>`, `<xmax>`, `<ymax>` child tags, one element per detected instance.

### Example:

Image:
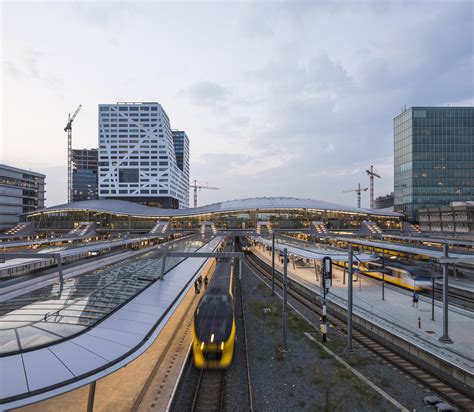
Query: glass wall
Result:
<box><xmin>394</xmin><ymin>107</ymin><xmax>474</xmax><ymax>221</ymax></box>
<box><xmin>28</xmin><ymin>209</ymin><xmax>401</xmax><ymax>231</ymax></box>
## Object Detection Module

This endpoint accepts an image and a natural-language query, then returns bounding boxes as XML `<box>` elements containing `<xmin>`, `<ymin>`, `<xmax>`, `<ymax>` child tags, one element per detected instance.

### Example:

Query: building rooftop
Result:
<box><xmin>0</xmin><ymin>164</ymin><xmax>45</xmax><ymax>178</ymax></box>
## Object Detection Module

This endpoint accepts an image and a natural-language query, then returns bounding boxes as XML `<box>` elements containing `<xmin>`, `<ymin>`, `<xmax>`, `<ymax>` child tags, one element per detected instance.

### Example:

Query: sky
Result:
<box><xmin>1</xmin><ymin>0</ymin><xmax>473</xmax><ymax>208</ymax></box>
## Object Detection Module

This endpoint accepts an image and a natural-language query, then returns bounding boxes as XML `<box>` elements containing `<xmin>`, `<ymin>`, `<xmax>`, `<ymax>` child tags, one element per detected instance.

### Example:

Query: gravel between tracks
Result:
<box><xmin>241</xmin><ymin>260</ymin><xmax>435</xmax><ymax>412</ymax></box>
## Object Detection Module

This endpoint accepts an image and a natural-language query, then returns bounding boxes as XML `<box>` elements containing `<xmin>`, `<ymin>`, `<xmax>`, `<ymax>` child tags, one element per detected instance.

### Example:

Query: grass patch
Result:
<box><xmin>289</xmin><ymin>313</ymin><xmax>313</xmax><ymax>337</ymax></box>
<box><xmin>335</xmin><ymin>365</ymin><xmax>379</xmax><ymax>407</ymax></box>
<box><xmin>252</xmin><ymin>301</ymin><xmax>283</xmax><ymax>331</ymax></box>
<box><xmin>346</xmin><ymin>354</ymin><xmax>373</xmax><ymax>368</ymax></box>
<box><xmin>254</xmin><ymin>283</ymin><xmax>272</xmax><ymax>296</ymax></box>
<box><xmin>275</xmin><ymin>346</ymin><xmax>287</xmax><ymax>361</ymax></box>
<box><xmin>294</xmin><ymin>365</ymin><xmax>305</xmax><ymax>377</ymax></box>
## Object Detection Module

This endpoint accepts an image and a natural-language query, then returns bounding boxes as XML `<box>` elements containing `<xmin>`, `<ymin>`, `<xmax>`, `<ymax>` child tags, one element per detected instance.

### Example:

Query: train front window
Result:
<box><xmin>195</xmin><ymin>299</ymin><xmax>232</xmax><ymax>343</ymax></box>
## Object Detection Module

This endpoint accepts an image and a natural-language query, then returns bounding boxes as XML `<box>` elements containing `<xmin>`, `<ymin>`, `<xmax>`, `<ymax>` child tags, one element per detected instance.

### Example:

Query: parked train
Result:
<box><xmin>335</xmin><ymin>260</ymin><xmax>433</xmax><ymax>291</ymax></box>
<box><xmin>332</xmin><ymin>240</ymin><xmax>431</xmax><ymax>262</ymax></box>
<box><xmin>192</xmin><ymin>243</ymin><xmax>236</xmax><ymax>369</ymax></box>
<box><xmin>0</xmin><ymin>236</ymin><xmax>159</xmax><ymax>280</ymax></box>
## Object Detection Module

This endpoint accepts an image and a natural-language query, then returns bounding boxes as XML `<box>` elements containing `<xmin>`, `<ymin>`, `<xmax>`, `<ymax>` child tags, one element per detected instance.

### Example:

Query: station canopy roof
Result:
<box><xmin>339</xmin><ymin>238</ymin><xmax>474</xmax><ymax>260</ymax></box>
<box><xmin>252</xmin><ymin>236</ymin><xmax>376</xmax><ymax>262</ymax></box>
<box><xmin>27</xmin><ymin>197</ymin><xmax>403</xmax><ymax>218</ymax></box>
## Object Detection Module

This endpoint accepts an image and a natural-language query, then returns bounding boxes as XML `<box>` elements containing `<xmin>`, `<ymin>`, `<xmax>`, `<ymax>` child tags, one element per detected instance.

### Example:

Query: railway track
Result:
<box><xmin>171</xmin><ymin>239</ymin><xmax>253</xmax><ymax>411</ymax></box>
<box><xmin>191</xmin><ymin>369</ymin><xmax>226</xmax><ymax>411</ymax></box>
<box><xmin>429</xmin><ymin>287</ymin><xmax>474</xmax><ymax>311</ymax></box>
<box><xmin>245</xmin><ymin>252</ymin><xmax>474</xmax><ymax>412</ymax></box>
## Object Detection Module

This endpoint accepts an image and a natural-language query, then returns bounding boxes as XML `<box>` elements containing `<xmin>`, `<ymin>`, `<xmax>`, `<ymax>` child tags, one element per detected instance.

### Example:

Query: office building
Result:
<box><xmin>419</xmin><ymin>201</ymin><xmax>474</xmax><ymax>234</ymax></box>
<box><xmin>374</xmin><ymin>192</ymin><xmax>394</xmax><ymax>209</ymax></box>
<box><xmin>72</xmin><ymin>149</ymin><xmax>98</xmax><ymax>202</ymax></box>
<box><xmin>0</xmin><ymin>164</ymin><xmax>45</xmax><ymax>230</ymax></box>
<box><xmin>172</xmin><ymin>130</ymin><xmax>189</xmax><ymax>173</ymax></box>
<box><xmin>98</xmin><ymin>102</ymin><xmax>190</xmax><ymax>208</ymax></box>
<box><xmin>394</xmin><ymin>106</ymin><xmax>474</xmax><ymax>221</ymax></box>
<box><xmin>172</xmin><ymin>130</ymin><xmax>190</xmax><ymax>205</ymax></box>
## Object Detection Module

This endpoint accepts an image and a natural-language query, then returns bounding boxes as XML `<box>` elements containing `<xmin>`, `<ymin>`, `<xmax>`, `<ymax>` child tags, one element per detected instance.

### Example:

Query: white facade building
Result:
<box><xmin>98</xmin><ymin>102</ymin><xmax>189</xmax><ymax>208</ymax></box>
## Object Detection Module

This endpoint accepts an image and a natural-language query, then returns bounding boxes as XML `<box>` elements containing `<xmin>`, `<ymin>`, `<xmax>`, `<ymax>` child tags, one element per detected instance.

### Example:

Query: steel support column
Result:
<box><xmin>439</xmin><ymin>244</ymin><xmax>453</xmax><ymax>343</ymax></box>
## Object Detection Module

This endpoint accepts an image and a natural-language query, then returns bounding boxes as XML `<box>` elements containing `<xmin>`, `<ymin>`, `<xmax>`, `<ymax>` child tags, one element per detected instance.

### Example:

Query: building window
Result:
<box><xmin>119</xmin><ymin>169</ymin><xmax>139</xmax><ymax>183</ymax></box>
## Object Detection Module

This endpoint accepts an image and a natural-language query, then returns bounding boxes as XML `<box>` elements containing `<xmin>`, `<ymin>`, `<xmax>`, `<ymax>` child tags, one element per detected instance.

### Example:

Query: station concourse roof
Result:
<box><xmin>26</xmin><ymin>197</ymin><xmax>403</xmax><ymax>218</ymax></box>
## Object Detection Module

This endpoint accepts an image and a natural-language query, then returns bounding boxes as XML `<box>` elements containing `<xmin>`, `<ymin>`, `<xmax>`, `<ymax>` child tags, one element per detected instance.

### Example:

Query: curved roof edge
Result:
<box><xmin>26</xmin><ymin>197</ymin><xmax>403</xmax><ymax>218</ymax></box>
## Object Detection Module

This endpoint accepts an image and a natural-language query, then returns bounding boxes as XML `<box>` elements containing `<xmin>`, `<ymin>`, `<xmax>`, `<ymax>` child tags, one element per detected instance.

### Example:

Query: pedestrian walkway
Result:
<box><xmin>252</xmin><ymin>244</ymin><xmax>474</xmax><ymax>375</ymax></box>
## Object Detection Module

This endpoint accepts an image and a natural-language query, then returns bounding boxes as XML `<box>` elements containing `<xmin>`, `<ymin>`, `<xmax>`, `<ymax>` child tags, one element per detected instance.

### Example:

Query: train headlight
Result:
<box><xmin>210</xmin><ymin>333</ymin><xmax>215</xmax><ymax>343</ymax></box>
<box><xmin>220</xmin><ymin>342</ymin><xmax>224</xmax><ymax>351</ymax></box>
<box><xmin>200</xmin><ymin>342</ymin><xmax>205</xmax><ymax>350</ymax></box>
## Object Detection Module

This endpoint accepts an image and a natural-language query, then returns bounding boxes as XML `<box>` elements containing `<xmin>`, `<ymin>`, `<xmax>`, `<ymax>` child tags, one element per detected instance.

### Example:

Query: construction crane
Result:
<box><xmin>190</xmin><ymin>180</ymin><xmax>219</xmax><ymax>208</ymax></box>
<box><xmin>342</xmin><ymin>183</ymin><xmax>368</xmax><ymax>208</ymax></box>
<box><xmin>64</xmin><ymin>104</ymin><xmax>82</xmax><ymax>203</ymax></box>
<box><xmin>366</xmin><ymin>165</ymin><xmax>381</xmax><ymax>209</ymax></box>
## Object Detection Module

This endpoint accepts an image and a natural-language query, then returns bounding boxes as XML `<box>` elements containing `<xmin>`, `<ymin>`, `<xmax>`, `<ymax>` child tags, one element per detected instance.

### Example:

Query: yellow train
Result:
<box><xmin>335</xmin><ymin>261</ymin><xmax>433</xmax><ymax>292</ymax></box>
<box><xmin>333</xmin><ymin>240</ymin><xmax>431</xmax><ymax>262</ymax></box>
<box><xmin>192</xmin><ymin>256</ymin><xmax>236</xmax><ymax>369</ymax></box>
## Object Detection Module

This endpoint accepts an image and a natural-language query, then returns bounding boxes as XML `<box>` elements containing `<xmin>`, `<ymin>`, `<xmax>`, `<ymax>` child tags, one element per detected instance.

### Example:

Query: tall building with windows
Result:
<box><xmin>98</xmin><ymin>102</ymin><xmax>189</xmax><ymax>208</ymax></box>
<box><xmin>72</xmin><ymin>149</ymin><xmax>98</xmax><ymax>202</ymax></box>
<box><xmin>172</xmin><ymin>129</ymin><xmax>190</xmax><ymax>184</ymax></box>
<box><xmin>394</xmin><ymin>107</ymin><xmax>474</xmax><ymax>221</ymax></box>
<box><xmin>0</xmin><ymin>164</ymin><xmax>45</xmax><ymax>229</ymax></box>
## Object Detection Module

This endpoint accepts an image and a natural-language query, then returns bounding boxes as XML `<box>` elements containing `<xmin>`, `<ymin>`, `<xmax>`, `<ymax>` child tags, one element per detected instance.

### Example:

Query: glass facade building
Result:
<box><xmin>0</xmin><ymin>164</ymin><xmax>45</xmax><ymax>229</ymax></box>
<box><xmin>394</xmin><ymin>107</ymin><xmax>474</xmax><ymax>221</ymax></box>
<box><xmin>72</xmin><ymin>149</ymin><xmax>98</xmax><ymax>202</ymax></box>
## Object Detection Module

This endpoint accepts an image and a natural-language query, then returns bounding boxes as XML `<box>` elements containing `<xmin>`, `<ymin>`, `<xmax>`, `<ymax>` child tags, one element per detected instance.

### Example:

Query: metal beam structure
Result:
<box><xmin>164</xmin><ymin>252</ymin><xmax>244</xmax><ymax>259</ymax></box>
<box><xmin>160</xmin><ymin>251</ymin><xmax>244</xmax><ymax>280</ymax></box>
<box><xmin>64</xmin><ymin>105</ymin><xmax>82</xmax><ymax>203</ymax></box>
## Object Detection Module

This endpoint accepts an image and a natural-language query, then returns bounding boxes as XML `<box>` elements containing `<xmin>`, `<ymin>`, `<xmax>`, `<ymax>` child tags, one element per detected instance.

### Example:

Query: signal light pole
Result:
<box><xmin>346</xmin><ymin>244</ymin><xmax>354</xmax><ymax>353</ymax></box>
<box><xmin>283</xmin><ymin>248</ymin><xmax>288</xmax><ymax>351</ymax></box>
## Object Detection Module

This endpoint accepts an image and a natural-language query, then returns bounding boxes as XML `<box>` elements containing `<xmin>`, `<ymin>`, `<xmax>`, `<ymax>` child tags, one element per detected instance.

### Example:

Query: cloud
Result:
<box><xmin>179</xmin><ymin>81</ymin><xmax>231</xmax><ymax>108</ymax></box>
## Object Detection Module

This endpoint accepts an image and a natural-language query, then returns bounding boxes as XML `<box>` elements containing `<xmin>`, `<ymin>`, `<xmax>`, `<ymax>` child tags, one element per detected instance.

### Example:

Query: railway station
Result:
<box><xmin>0</xmin><ymin>197</ymin><xmax>473</xmax><ymax>412</ymax></box>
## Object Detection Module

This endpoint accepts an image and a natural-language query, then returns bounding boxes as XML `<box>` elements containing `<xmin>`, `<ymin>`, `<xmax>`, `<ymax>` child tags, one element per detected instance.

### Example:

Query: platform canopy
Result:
<box><xmin>252</xmin><ymin>236</ymin><xmax>376</xmax><ymax>262</ymax></box>
<box><xmin>337</xmin><ymin>238</ymin><xmax>474</xmax><ymax>261</ymax></box>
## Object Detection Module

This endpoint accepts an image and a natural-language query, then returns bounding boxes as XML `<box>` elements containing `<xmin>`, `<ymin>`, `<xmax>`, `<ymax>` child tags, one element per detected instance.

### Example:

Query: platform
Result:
<box><xmin>0</xmin><ymin>236</ymin><xmax>223</xmax><ymax>409</ymax></box>
<box><xmin>251</xmin><ymin>244</ymin><xmax>474</xmax><ymax>376</ymax></box>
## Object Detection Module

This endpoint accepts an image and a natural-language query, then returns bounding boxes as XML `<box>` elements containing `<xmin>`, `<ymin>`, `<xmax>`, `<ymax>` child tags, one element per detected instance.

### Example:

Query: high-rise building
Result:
<box><xmin>0</xmin><ymin>164</ymin><xmax>45</xmax><ymax>229</ymax></box>
<box><xmin>98</xmin><ymin>102</ymin><xmax>189</xmax><ymax>208</ymax></box>
<box><xmin>394</xmin><ymin>107</ymin><xmax>474</xmax><ymax>221</ymax></box>
<box><xmin>172</xmin><ymin>129</ymin><xmax>190</xmax><ymax>179</ymax></box>
<box><xmin>72</xmin><ymin>149</ymin><xmax>98</xmax><ymax>202</ymax></box>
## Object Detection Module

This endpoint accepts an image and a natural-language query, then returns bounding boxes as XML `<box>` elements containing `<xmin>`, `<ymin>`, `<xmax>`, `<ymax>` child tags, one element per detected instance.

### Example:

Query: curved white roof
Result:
<box><xmin>29</xmin><ymin>197</ymin><xmax>402</xmax><ymax>218</ymax></box>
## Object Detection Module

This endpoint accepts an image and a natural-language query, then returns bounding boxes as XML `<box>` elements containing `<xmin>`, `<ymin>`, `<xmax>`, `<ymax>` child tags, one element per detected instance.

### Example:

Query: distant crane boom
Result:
<box><xmin>190</xmin><ymin>179</ymin><xmax>219</xmax><ymax>208</ymax></box>
<box><xmin>64</xmin><ymin>104</ymin><xmax>82</xmax><ymax>203</ymax></box>
<box><xmin>342</xmin><ymin>183</ymin><xmax>368</xmax><ymax>208</ymax></box>
<box><xmin>366</xmin><ymin>165</ymin><xmax>381</xmax><ymax>209</ymax></box>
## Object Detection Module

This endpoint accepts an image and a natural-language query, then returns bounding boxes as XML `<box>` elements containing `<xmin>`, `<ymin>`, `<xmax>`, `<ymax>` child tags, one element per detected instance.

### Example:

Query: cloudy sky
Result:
<box><xmin>1</xmin><ymin>0</ymin><xmax>473</xmax><ymax>208</ymax></box>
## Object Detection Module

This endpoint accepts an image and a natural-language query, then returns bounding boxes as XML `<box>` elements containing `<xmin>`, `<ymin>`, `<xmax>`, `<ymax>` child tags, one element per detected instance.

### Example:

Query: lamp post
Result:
<box><xmin>283</xmin><ymin>248</ymin><xmax>288</xmax><ymax>351</ymax></box>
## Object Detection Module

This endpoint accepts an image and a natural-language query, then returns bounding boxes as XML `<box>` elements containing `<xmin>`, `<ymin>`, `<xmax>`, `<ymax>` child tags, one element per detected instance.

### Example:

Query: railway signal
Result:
<box><xmin>321</xmin><ymin>256</ymin><xmax>332</xmax><ymax>343</ymax></box>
